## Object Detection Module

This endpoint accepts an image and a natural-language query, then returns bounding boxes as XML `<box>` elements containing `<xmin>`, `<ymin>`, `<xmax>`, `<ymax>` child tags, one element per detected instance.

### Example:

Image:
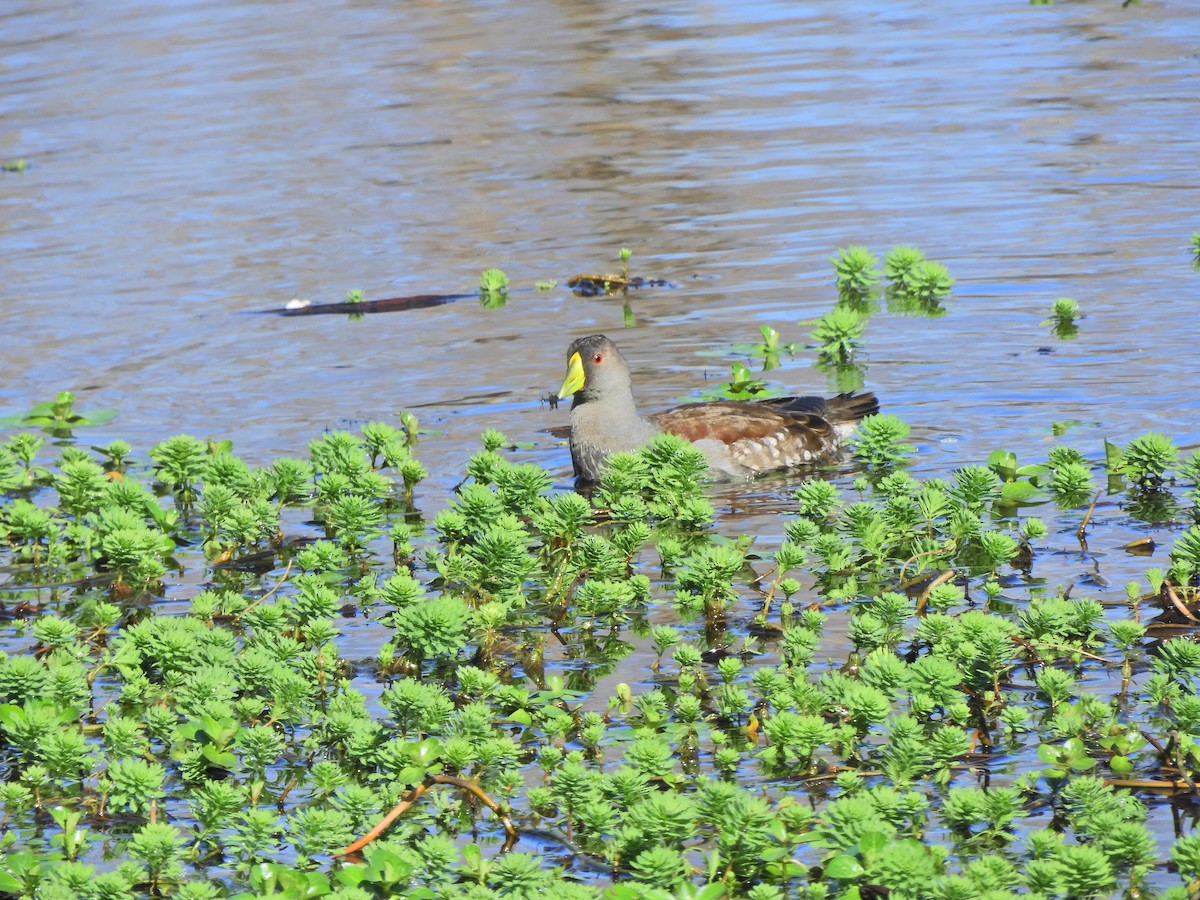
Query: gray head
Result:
<box><xmin>557</xmin><ymin>334</ymin><xmax>635</xmax><ymax>405</ymax></box>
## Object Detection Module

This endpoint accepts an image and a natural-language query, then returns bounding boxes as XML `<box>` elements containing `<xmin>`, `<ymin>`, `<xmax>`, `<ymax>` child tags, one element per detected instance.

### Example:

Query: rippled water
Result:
<box><xmin>3</xmin><ymin>0</ymin><xmax>1200</xmax><ymax>880</ymax></box>
<box><xmin>5</xmin><ymin>0</ymin><xmax>1198</xmax><ymax>601</ymax></box>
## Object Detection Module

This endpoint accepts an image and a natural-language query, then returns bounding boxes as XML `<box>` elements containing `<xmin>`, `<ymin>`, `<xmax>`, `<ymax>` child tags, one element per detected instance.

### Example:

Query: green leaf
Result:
<box><xmin>825</xmin><ymin>854</ymin><xmax>866</xmax><ymax>880</ymax></box>
<box><xmin>1110</xmin><ymin>755</ymin><xmax>1133</xmax><ymax>776</ymax></box>
<box><xmin>411</xmin><ymin>738</ymin><xmax>442</xmax><ymax>765</ymax></box>
<box><xmin>0</xmin><ymin>703</ymin><xmax>25</xmax><ymax>730</ymax></box>
<box><xmin>336</xmin><ymin>865</ymin><xmax>367</xmax><ymax>888</ymax></box>
<box><xmin>1016</xmin><ymin>463</ymin><xmax>1051</xmax><ymax>480</ymax></box>
<box><xmin>999</xmin><ymin>481</ymin><xmax>1043</xmax><ymax>504</ymax></box>
<box><xmin>0</xmin><ymin>872</ymin><xmax>23</xmax><ymax>893</ymax></box>
<box><xmin>200</xmin><ymin>745</ymin><xmax>238</xmax><ymax>769</ymax></box>
<box><xmin>364</xmin><ymin>845</ymin><xmax>415</xmax><ymax>884</ymax></box>
<box><xmin>1104</xmin><ymin>439</ymin><xmax>1123</xmax><ymax>471</ymax></box>
<box><xmin>1036</xmin><ymin>743</ymin><xmax>1063</xmax><ymax>766</ymax></box>
<box><xmin>858</xmin><ymin>831</ymin><xmax>891</xmax><ymax>854</ymax></box>
<box><xmin>987</xmin><ymin>450</ymin><xmax>1018</xmax><ymax>482</ymax></box>
<box><xmin>395</xmin><ymin>766</ymin><xmax>427</xmax><ymax>786</ymax></box>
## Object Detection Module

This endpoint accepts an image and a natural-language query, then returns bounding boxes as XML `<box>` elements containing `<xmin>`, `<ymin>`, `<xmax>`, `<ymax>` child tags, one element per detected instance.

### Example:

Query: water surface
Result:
<box><xmin>2</xmin><ymin>0</ymin><xmax>1199</xmax><ymax>881</ymax></box>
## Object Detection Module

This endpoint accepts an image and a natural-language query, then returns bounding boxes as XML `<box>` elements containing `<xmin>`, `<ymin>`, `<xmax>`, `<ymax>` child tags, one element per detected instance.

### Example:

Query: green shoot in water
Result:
<box><xmin>478</xmin><ymin>268</ymin><xmax>509</xmax><ymax>309</ymax></box>
<box><xmin>811</xmin><ymin>306</ymin><xmax>866</xmax><ymax>362</ymax></box>
<box><xmin>831</xmin><ymin>246</ymin><xmax>881</xmax><ymax>299</ymax></box>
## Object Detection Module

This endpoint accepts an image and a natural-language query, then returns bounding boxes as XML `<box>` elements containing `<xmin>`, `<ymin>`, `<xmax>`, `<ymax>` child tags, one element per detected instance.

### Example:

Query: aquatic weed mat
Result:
<box><xmin>3</xmin><ymin>425</ymin><xmax>1200</xmax><ymax>899</ymax></box>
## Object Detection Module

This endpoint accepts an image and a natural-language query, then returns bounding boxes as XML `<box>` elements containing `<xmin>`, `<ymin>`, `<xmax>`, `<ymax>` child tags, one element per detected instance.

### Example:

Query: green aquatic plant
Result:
<box><xmin>478</xmin><ymin>268</ymin><xmax>508</xmax><ymax>293</ymax></box>
<box><xmin>737</xmin><ymin>324</ymin><xmax>798</xmax><ymax>371</ymax></box>
<box><xmin>851</xmin><ymin>414</ymin><xmax>915</xmax><ymax>472</ymax></box>
<box><xmin>4</xmin><ymin>418</ymin><xmax>1200</xmax><ymax>897</ymax></box>
<box><xmin>883</xmin><ymin>245</ymin><xmax>926</xmax><ymax>289</ymax></box>
<box><xmin>0</xmin><ymin>391</ymin><xmax>118</xmax><ymax>437</ymax></box>
<box><xmin>906</xmin><ymin>260</ymin><xmax>955</xmax><ymax>305</ymax></box>
<box><xmin>883</xmin><ymin>247</ymin><xmax>955</xmax><ymax>315</ymax></box>
<box><xmin>478</xmin><ymin>268</ymin><xmax>509</xmax><ymax>309</ymax></box>
<box><xmin>1044</xmin><ymin>296</ymin><xmax>1080</xmax><ymax>339</ymax></box>
<box><xmin>986</xmin><ymin>449</ymin><xmax>1051</xmax><ymax>508</ymax></box>
<box><xmin>1120</xmin><ymin>431</ymin><xmax>1177</xmax><ymax>488</ymax></box>
<box><xmin>831</xmin><ymin>245</ymin><xmax>881</xmax><ymax>299</ymax></box>
<box><xmin>811</xmin><ymin>306</ymin><xmax>866</xmax><ymax>362</ymax></box>
<box><xmin>1049</xmin><ymin>296</ymin><xmax>1079</xmax><ymax>323</ymax></box>
<box><xmin>696</xmin><ymin>360</ymin><xmax>778</xmax><ymax>401</ymax></box>
<box><xmin>1047</xmin><ymin>446</ymin><xmax>1093</xmax><ymax>506</ymax></box>
<box><xmin>149</xmin><ymin>434</ymin><xmax>209</xmax><ymax>497</ymax></box>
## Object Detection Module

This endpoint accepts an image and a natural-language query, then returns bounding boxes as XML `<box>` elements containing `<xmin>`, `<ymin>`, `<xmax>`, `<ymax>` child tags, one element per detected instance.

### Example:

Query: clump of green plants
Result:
<box><xmin>1119</xmin><ymin>431</ymin><xmax>1177</xmax><ymax>489</ymax></box>
<box><xmin>905</xmin><ymin>260</ymin><xmax>955</xmax><ymax>304</ymax></box>
<box><xmin>851</xmin><ymin>414</ymin><xmax>915</xmax><ymax>472</ymax></box>
<box><xmin>1049</xmin><ymin>296</ymin><xmax>1079</xmax><ymax>323</ymax></box>
<box><xmin>1044</xmin><ymin>297</ymin><xmax>1080</xmax><ymax>339</ymax></box>
<box><xmin>809</xmin><ymin>306</ymin><xmax>868</xmax><ymax>392</ymax></box>
<box><xmin>0</xmin><ymin>391</ymin><xmax>118</xmax><ymax>437</ymax></box>
<box><xmin>811</xmin><ymin>306</ymin><xmax>866</xmax><ymax>362</ymax></box>
<box><xmin>3</xmin><ymin>413</ymin><xmax>1200</xmax><ymax>899</ymax></box>
<box><xmin>1047</xmin><ymin>445</ymin><xmax>1094</xmax><ymax>507</ymax></box>
<box><xmin>739</xmin><ymin>324</ymin><xmax>797</xmax><ymax>372</ymax></box>
<box><xmin>696</xmin><ymin>361</ymin><xmax>780</xmax><ymax>401</ymax></box>
<box><xmin>831</xmin><ymin>246</ymin><xmax>881</xmax><ymax>300</ymax></box>
<box><xmin>883</xmin><ymin>245</ymin><xmax>925</xmax><ymax>287</ymax></box>
<box><xmin>882</xmin><ymin>245</ymin><xmax>955</xmax><ymax>314</ymax></box>
<box><xmin>478</xmin><ymin>268</ymin><xmax>509</xmax><ymax>308</ymax></box>
<box><xmin>1191</xmin><ymin>230</ymin><xmax>1200</xmax><ymax>269</ymax></box>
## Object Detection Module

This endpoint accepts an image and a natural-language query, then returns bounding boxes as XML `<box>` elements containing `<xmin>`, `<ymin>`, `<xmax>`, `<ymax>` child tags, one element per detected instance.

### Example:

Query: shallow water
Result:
<box><xmin>3</xmin><ymin>0</ymin><xmax>1200</xmax><ymax>885</ymax></box>
<box><xmin>4</xmin><ymin>0</ymin><xmax>1198</xmax><ymax>470</ymax></box>
<box><xmin>5</xmin><ymin>0</ymin><xmax>1197</xmax><ymax>631</ymax></box>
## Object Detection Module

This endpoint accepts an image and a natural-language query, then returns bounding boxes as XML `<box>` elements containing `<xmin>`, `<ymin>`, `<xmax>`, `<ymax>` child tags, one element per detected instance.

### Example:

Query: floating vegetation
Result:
<box><xmin>566</xmin><ymin>274</ymin><xmax>672</xmax><ymax>297</ymax></box>
<box><xmin>0</xmin><ymin>391</ymin><xmax>118</xmax><ymax>438</ymax></box>
<box><xmin>831</xmin><ymin>245</ymin><xmax>882</xmax><ymax>302</ymax></box>
<box><xmin>1044</xmin><ymin>297</ymin><xmax>1081</xmax><ymax>339</ymax></box>
<box><xmin>904</xmin><ymin>260</ymin><xmax>955</xmax><ymax>306</ymax></box>
<box><xmin>807</xmin><ymin>244</ymin><xmax>954</xmax><ymax>391</ymax></box>
<box><xmin>1049</xmin><ymin>296</ymin><xmax>1079</xmax><ymax>324</ymax></box>
<box><xmin>883</xmin><ymin>245</ymin><xmax>926</xmax><ymax>288</ymax></box>
<box><xmin>478</xmin><ymin>268</ymin><xmax>510</xmax><ymax>309</ymax></box>
<box><xmin>694</xmin><ymin>361</ymin><xmax>781</xmax><ymax>402</ymax></box>
<box><xmin>568</xmin><ymin>245</ymin><xmax>672</xmax><ymax>297</ymax></box>
<box><xmin>1</xmin><ymin>408</ymin><xmax>1200</xmax><ymax>897</ymax></box>
<box><xmin>810</xmin><ymin>306</ymin><xmax>867</xmax><ymax>363</ymax></box>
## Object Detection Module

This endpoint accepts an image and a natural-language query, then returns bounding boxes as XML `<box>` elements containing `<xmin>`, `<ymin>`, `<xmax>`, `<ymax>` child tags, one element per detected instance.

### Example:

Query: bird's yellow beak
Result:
<box><xmin>558</xmin><ymin>352</ymin><xmax>585</xmax><ymax>399</ymax></box>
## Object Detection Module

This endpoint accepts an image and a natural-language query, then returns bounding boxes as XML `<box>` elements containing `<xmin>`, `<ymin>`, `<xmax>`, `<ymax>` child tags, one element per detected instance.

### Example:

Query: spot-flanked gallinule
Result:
<box><xmin>557</xmin><ymin>334</ymin><xmax>879</xmax><ymax>481</ymax></box>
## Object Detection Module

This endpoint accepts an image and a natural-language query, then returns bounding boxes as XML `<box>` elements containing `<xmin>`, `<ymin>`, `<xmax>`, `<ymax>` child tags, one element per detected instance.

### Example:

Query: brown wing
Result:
<box><xmin>648</xmin><ymin>394</ymin><xmax>881</xmax><ymax>473</ymax></box>
<box><xmin>649</xmin><ymin>401</ymin><xmax>832</xmax><ymax>445</ymax></box>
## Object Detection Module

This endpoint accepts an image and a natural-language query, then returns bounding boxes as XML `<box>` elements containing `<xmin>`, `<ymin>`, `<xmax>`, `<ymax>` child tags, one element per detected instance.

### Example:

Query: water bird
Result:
<box><xmin>557</xmin><ymin>334</ymin><xmax>879</xmax><ymax>481</ymax></box>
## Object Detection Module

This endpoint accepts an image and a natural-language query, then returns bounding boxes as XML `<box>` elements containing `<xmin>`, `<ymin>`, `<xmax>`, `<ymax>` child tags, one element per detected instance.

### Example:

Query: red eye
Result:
<box><xmin>593</xmin><ymin>353</ymin><xmax>603</xmax><ymax>364</ymax></box>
